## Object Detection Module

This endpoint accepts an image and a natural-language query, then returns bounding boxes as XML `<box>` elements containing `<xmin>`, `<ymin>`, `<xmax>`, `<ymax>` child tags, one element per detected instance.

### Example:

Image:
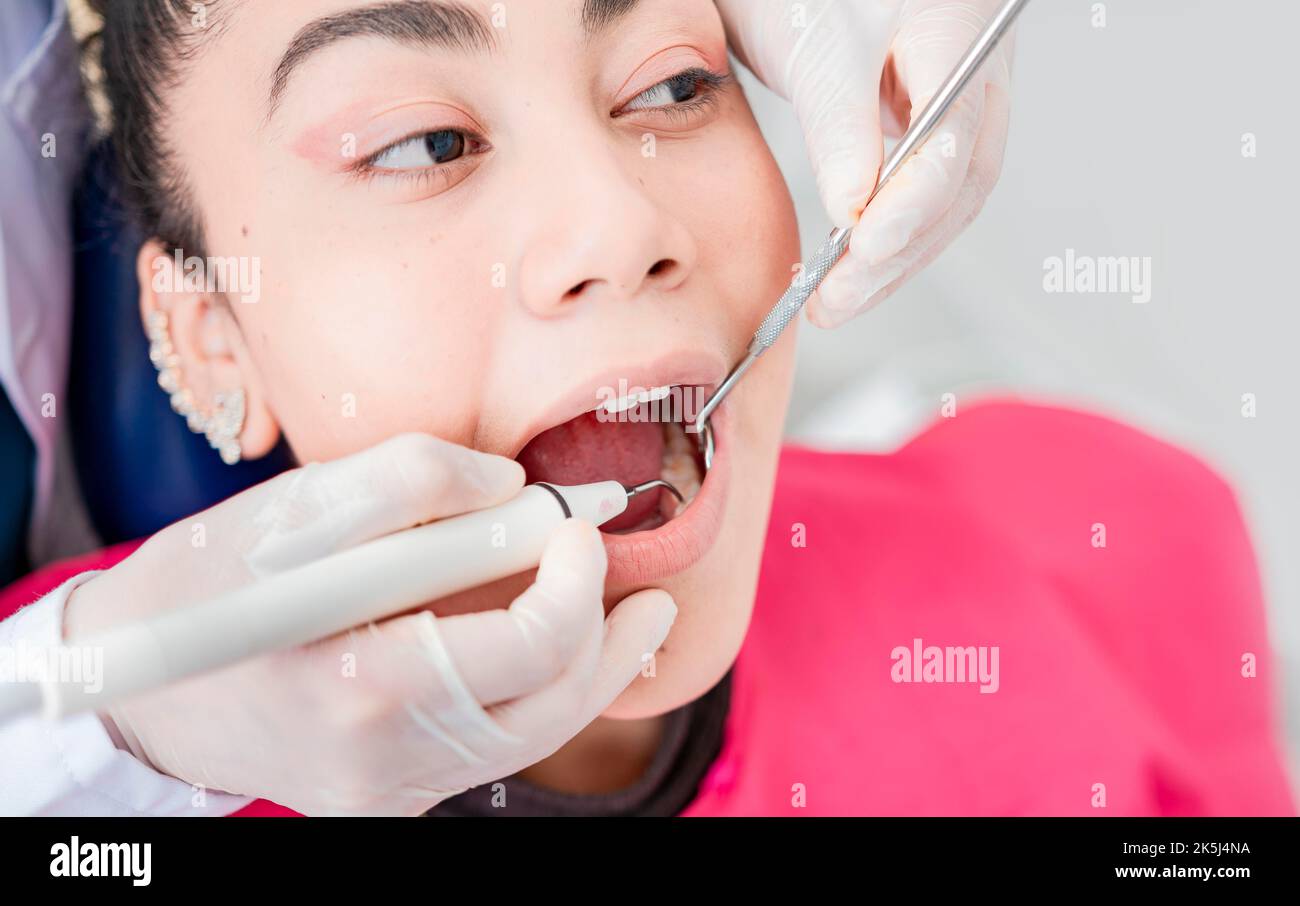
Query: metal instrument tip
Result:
<box><xmin>624</xmin><ymin>479</ymin><xmax>684</xmax><ymax>503</ymax></box>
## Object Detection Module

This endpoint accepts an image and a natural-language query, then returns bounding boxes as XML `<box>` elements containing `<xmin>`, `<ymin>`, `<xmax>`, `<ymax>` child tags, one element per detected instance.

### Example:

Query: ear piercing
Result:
<box><xmin>145</xmin><ymin>309</ymin><xmax>245</xmax><ymax>465</ymax></box>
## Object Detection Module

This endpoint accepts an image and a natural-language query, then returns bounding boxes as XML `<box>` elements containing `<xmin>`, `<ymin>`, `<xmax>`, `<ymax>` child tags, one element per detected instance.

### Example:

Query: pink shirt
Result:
<box><xmin>683</xmin><ymin>401</ymin><xmax>1293</xmax><ymax>815</ymax></box>
<box><xmin>2</xmin><ymin>401</ymin><xmax>1292</xmax><ymax>815</ymax></box>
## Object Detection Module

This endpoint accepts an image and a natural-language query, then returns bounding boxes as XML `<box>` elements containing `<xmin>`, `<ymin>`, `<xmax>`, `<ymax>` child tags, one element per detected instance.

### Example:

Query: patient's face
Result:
<box><xmin>149</xmin><ymin>0</ymin><xmax>799</xmax><ymax>717</ymax></box>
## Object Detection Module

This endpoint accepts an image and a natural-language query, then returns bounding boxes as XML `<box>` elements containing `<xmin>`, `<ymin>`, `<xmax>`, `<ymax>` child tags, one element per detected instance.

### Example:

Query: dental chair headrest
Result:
<box><xmin>69</xmin><ymin>142</ymin><xmax>294</xmax><ymax>544</ymax></box>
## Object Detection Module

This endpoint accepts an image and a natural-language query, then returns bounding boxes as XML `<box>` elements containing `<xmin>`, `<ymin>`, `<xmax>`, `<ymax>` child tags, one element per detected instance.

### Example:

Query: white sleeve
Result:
<box><xmin>0</xmin><ymin>571</ymin><xmax>254</xmax><ymax>817</ymax></box>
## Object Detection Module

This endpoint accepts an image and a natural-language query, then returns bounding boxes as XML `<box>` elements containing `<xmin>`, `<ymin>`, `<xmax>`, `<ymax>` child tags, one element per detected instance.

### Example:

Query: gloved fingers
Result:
<box><xmin>227</xmin><ymin>612</ymin><xmax>519</xmax><ymax>816</ymax></box>
<box><xmin>885</xmin><ymin>78</ymin><xmax>1010</xmax><ymax>277</ymax></box>
<box><xmin>851</xmin><ymin>85</ymin><xmax>984</xmax><ymax>265</ymax></box>
<box><xmin>868</xmin><ymin>74</ymin><xmax>1013</xmax><ymax>307</ymax></box>
<box><xmin>891</xmin><ymin>0</ymin><xmax>994</xmax><ymax>91</ymax></box>
<box><xmin>861</xmin><ymin>0</ymin><xmax>1014</xmax><ymax>248</ymax></box>
<box><xmin>961</xmin><ymin>74</ymin><xmax>1012</xmax><ymax>205</ymax></box>
<box><xmin>315</xmin><ymin>772</ymin><xmax>473</xmax><ymax>817</ymax></box>
<box><xmin>577</xmin><ymin>587</ymin><xmax>678</xmax><ymax>718</ymax></box>
<box><xmin>804</xmin><ymin>0</ymin><xmax>1017</xmax><ymax>326</ymax></box>
<box><xmin>486</xmin><ymin>588</ymin><xmax>677</xmax><ymax>749</ymax></box>
<box><xmin>785</xmin><ymin>2</ymin><xmax>898</xmax><ymax>229</ymax></box>
<box><xmin>368</xmin><ymin>609</ymin><xmax>610</xmax><ymax>810</ymax></box>
<box><xmin>300</xmin><ymin>610</ymin><xmax>531</xmax><ymax>777</ymax></box>
<box><xmin>716</xmin><ymin>0</ymin><xmax>898</xmax><ymax>230</ymax></box>
<box><xmin>807</xmin><ymin>78</ymin><xmax>1011</xmax><ymax>324</ymax></box>
<box><xmin>804</xmin><ymin>87</ymin><xmax>983</xmax><ymax>326</ymax></box>
<box><xmin>417</xmin><ymin>519</ymin><xmax>608</xmax><ymax>707</ymax></box>
<box><xmin>792</xmin><ymin>60</ymin><xmax>887</xmax><ymax>231</ymax></box>
<box><xmin>239</xmin><ymin>432</ymin><xmax>524</xmax><ymax>577</ymax></box>
<box><xmin>892</xmin><ymin>0</ymin><xmax>1017</xmax><ymax>93</ymax></box>
<box><xmin>470</xmin><ymin>606</ymin><xmax>605</xmax><ymax>773</ymax></box>
<box><xmin>295</xmin><ymin>520</ymin><xmax>608</xmax><ymax>772</ymax></box>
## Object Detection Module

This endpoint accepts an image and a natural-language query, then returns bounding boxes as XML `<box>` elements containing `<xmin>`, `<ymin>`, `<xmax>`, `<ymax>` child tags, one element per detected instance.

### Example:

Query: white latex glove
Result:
<box><xmin>716</xmin><ymin>0</ymin><xmax>1016</xmax><ymax>325</ymax></box>
<box><xmin>63</xmin><ymin>434</ymin><xmax>677</xmax><ymax>816</ymax></box>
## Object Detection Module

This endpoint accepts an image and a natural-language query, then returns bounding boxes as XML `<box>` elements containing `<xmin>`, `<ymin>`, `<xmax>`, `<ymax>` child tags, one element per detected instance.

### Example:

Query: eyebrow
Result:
<box><xmin>581</xmin><ymin>0</ymin><xmax>643</xmax><ymax>33</ymax></box>
<box><xmin>267</xmin><ymin>0</ymin><xmax>645</xmax><ymax>119</ymax></box>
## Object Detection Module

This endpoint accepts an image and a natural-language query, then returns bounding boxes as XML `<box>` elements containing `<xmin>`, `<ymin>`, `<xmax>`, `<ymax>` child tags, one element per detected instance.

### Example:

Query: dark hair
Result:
<box><xmin>85</xmin><ymin>0</ymin><xmax>223</xmax><ymax>258</ymax></box>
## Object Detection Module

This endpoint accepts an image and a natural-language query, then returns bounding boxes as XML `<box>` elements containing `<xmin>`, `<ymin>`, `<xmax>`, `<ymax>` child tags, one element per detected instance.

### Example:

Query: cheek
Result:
<box><xmin>236</xmin><ymin>243</ymin><xmax>495</xmax><ymax>461</ymax></box>
<box><xmin>680</xmin><ymin>119</ymin><xmax>802</xmax><ymax>329</ymax></box>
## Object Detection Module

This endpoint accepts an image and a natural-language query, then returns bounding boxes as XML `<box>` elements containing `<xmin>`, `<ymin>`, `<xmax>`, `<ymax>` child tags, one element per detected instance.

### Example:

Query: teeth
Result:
<box><xmin>660</xmin><ymin>421</ymin><xmax>703</xmax><ymax>518</ymax></box>
<box><xmin>600</xmin><ymin>385</ymin><xmax>672</xmax><ymax>415</ymax></box>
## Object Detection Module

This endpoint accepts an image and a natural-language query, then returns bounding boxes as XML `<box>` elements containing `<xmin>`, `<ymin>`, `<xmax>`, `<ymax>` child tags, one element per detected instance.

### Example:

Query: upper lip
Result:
<box><xmin>507</xmin><ymin>349</ymin><xmax>727</xmax><ymax>458</ymax></box>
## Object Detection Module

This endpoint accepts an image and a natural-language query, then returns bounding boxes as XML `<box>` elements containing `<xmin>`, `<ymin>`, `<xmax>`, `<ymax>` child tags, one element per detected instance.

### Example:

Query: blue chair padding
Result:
<box><xmin>0</xmin><ymin>386</ymin><xmax>33</xmax><ymax>585</ymax></box>
<box><xmin>69</xmin><ymin>142</ymin><xmax>294</xmax><ymax>544</ymax></box>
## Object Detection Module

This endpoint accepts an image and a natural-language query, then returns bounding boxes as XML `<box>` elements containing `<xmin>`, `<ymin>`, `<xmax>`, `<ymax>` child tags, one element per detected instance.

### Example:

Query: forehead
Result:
<box><xmin>196</xmin><ymin>0</ymin><xmax>686</xmax><ymax>123</ymax></box>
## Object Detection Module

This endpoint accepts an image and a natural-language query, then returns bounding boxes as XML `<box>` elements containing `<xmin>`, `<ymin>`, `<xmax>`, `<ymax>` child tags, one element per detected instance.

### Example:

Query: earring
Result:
<box><xmin>145</xmin><ymin>309</ymin><xmax>245</xmax><ymax>465</ymax></box>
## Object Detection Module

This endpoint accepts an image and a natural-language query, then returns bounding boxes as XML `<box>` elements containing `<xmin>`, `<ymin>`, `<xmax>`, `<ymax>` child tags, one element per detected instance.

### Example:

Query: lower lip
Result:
<box><xmin>601</xmin><ymin>402</ymin><xmax>729</xmax><ymax>586</ymax></box>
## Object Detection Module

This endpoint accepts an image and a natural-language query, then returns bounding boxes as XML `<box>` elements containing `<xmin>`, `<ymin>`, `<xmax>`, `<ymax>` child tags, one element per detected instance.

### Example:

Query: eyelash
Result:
<box><xmin>352</xmin><ymin>66</ymin><xmax>732</xmax><ymax>188</ymax></box>
<box><xmin>613</xmin><ymin>66</ymin><xmax>732</xmax><ymax>123</ymax></box>
<box><xmin>350</xmin><ymin>135</ymin><xmax>485</xmax><ymax>190</ymax></box>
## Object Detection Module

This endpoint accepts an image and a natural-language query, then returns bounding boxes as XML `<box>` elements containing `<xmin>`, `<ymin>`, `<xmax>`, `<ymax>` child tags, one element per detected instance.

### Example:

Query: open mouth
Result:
<box><xmin>510</xmin><ymin>355</ymin><xmax>732</xmax><ymax>587</ymax></box>
<box><xmin>516</xmin><ymin>385</ymin><xmax>708</xmax><ymax>534</ymax></box>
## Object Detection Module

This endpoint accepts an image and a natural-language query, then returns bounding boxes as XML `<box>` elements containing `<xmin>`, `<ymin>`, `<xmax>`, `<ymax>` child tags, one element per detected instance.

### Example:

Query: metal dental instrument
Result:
<box><xmin>625</xmin><ymin>478</ymin><xmax>684</xmax><ymax>504</ymax></box>
<box><xmin>691</xmin><ymin>0</ymin><xmax>1031</xmax><ymax>469</ymax></box>
<box><xmin>0</xmin><ymin>478</ymin><xmax>684</xmax><ymax>723</ymax></box>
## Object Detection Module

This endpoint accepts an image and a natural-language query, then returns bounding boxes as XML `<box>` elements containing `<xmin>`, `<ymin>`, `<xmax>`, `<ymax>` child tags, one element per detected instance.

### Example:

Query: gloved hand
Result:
<box><xmin>716</xmin><ymin>0</ymin><xmax>1015</xmax><ymax>325</ymax></box>
<box><xmin>63</xmin><ymin>434</ymin><xmax>677</xmax><ymax>816</ymax></box>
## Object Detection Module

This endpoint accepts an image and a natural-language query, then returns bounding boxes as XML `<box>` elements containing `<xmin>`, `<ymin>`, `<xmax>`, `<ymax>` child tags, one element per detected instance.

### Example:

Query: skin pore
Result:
<box><xmin>132</xmin><ymin>0</ymin><xmax>800</xmax><ymax>794</ymax></box>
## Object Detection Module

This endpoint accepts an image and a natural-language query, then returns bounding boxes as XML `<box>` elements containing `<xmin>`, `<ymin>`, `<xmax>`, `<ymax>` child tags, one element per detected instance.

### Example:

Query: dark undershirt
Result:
<box><xmin>426</xmin><ymin>669</ymin><xmax>732</xmax><ymax>817</ymax></box>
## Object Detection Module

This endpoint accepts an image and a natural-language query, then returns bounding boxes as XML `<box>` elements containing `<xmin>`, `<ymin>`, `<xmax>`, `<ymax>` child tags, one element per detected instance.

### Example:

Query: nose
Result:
<box><xmin>516</xmin><ymin>140</ymin><xmax>698</xmax><ymax>318</ymax></box>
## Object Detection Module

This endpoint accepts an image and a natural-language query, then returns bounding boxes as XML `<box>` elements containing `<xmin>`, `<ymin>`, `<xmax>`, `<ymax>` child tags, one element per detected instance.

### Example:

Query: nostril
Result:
<box><xmin>560</xmin><ymin>259</ymin><xmax>677</xmax><ymax>302</ymax></box>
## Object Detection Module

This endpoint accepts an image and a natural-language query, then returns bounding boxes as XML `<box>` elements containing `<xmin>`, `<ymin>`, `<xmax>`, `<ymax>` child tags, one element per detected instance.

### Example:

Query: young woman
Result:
<box><xmin>0</xmin><ymin>0</ymin><xmax>1291</xmax><ymax>816</ymax></box>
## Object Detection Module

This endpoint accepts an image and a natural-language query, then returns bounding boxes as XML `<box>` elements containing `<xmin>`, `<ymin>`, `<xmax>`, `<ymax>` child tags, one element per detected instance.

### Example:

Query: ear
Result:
<box><xmin>135</xmin><ymin>240</ymin><xmax>280</xmax><ymax>460</ymax></box>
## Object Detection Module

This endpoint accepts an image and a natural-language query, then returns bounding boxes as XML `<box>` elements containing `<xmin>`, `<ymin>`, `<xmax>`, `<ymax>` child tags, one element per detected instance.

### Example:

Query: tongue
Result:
<box><xmin>517</xmin><ymin>410</ymin><xmax>664</xmax><ymax>532</ymax></box>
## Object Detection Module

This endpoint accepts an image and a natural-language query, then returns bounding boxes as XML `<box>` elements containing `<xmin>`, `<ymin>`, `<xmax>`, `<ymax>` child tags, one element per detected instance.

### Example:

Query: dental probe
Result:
<box><xmin>0</xmin><ymin>479</ymin><xmax>683</xmax><ymax>723</ymax></box>
<box><xmin>691</xmin><ymin>0</ymin><xmax>1032</xmax><ymax>468</ymax></box>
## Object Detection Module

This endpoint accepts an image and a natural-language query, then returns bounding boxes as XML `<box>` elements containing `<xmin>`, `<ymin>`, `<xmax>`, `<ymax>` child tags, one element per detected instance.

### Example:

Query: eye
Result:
<box><xmin>620</xmin><ymin>67</ymin><xmax>730</xmax><ymax>115</ymax></box>
<box><xmin>370</xmin><ymin>129</ymin><xmax>474</xmax><ymax>170</ymax></box>
<box><xmin>625</xmin><ymin>72</ymin><xmax>704</xmax><ymax>111</ymax></box>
